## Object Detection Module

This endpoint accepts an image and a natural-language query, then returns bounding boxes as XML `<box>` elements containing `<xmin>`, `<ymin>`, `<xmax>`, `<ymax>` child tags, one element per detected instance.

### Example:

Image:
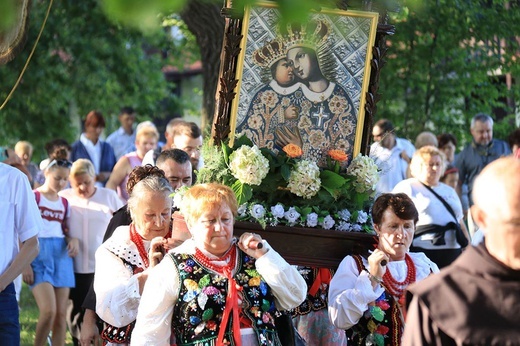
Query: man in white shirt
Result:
<box><xmin>370</xmin><ymin>119</ymin><xmax>415</xmax><ymax>194</ymax></box>
<box><xmin>106</xmin><ymin>107</ymin><xmax>137</xmax><ymax>160</ymax></box>
<box><xmin>143</xmin><ymin>119</ymin><xmax>203</xmax><ymax>173</ymax></box>
<box><xmin>0</xmin><ymin>161</ymin><xmax>42</xmax><ymax>345</ymax></box>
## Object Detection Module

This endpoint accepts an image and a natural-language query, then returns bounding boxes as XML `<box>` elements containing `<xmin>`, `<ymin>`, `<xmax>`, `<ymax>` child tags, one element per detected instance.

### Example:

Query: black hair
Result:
<box><xmin>156</xmin><ymin>148</ymin><xmax>191</xmax><ymax>166</ymax></box>
<box><xmin>120</xmin><ymin>106</ymin><xmax>135</xmax><ymax>116</ymax></box>
<box><xmin>507</xmin><ymin>128</ymin><xmax>520</xmax><ymax>150</ymax></box>
<box><xmin>373</xmin><ymin>119</ymin><xmax>394</xmax><ymax>134</ymax></box>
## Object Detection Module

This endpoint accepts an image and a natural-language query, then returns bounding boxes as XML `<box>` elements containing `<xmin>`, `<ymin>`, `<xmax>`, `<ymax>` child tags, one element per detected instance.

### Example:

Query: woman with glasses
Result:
<box><xmin>23</xmin><ymin>152</ymin><xmax>79</xmax><ymax>346</ymax></box>
<box><xmin>59</xmin><ymin>159</ymin><xmax>123</xmax><ymax>345</ymax></box>
<box><xmin>392</xmin><ymin>146</ymin><xmax>470</xmax><ymax>268</ymax></box>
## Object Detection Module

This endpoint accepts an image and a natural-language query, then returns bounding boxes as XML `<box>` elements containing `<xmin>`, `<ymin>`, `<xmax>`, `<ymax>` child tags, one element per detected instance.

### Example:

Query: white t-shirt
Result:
<box><xmin>0</xmin><ymin>163</ymin><xmax>43</xmax><ymax>275</ymax></box>
<box><xmin>36</xmin><ymin>193</ymin><xmax>69</xmax><ymax>238</ymax></box>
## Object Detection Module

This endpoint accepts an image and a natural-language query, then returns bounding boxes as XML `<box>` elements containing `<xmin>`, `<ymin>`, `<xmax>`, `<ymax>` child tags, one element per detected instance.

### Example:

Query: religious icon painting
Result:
<box><xmin>227</xmin><ymin>2</ymin><xmax>379</xmax><ymax>167</ymax></box>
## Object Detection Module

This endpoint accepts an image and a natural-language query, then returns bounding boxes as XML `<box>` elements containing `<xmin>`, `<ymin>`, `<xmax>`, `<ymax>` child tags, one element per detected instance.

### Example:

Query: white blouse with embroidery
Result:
<box><xmin>328</xmin><ymin>252</ymin><xmax>439</xmax><ymax>330</ymax></box>
<box><xmin>94</xmin><ymin>225</ymin><xmax>148</xmax><ymax>330</ymax></box>
<box><xmin>131</xmin><ymin>239</ymin><xmax>307</xmax><ymax>346</ymax></box>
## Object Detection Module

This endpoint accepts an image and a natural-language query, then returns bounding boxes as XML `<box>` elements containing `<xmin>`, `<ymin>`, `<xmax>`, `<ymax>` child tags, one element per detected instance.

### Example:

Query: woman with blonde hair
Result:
<box><xmin>132</xmin><ymin>183</ymin><xmax>306</xmax><ymax>345</ymax></box>
<box><xmin>393</xmin><ymin>145</ymin><xmax>470</xmax><ymax>268</ymax></box>
<box><xmin>106</xmin><ymin>121</ymin><xmax>159</xmax><ymax>201</ymax></box>
<box><xmin>59</xmin><ymin>159</ymin><xmax>123</xmax><ymax>345</ymax></box>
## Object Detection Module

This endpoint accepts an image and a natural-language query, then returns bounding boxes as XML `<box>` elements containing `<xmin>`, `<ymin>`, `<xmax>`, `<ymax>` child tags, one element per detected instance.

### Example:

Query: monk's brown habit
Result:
<box><xmin>403</xmin><ymin>244</ymin><xmax>520</xmax><ymax>346</ymax></box>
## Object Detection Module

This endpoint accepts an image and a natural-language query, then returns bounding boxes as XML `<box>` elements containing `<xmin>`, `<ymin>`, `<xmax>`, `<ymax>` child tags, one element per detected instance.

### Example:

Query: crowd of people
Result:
<box><xmin>0</xmin><ymin>108</ymin><xmax>519</xmax><ymax>346</ymax></box>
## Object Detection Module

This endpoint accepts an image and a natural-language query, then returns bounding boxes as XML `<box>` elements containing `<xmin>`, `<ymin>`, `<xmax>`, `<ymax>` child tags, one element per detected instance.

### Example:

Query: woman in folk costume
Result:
<box><xmin>132</xmin><ymin>183</ymin><xmax>307</xmax><ymax>345</ymax></box>
<box><xmin>94</xmin><ymin>171</ymin><xmax>173</xmax><ymax>345</ymax></box>
<box><xmin>328</xmin><ymin>193</ymin><xmax>439</xmax><ymax>345</ymax></box>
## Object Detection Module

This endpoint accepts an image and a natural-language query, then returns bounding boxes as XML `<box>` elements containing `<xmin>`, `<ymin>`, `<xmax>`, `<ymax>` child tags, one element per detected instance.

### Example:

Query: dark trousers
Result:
<box><xmin>0</xmin><ymin>283</ymin><xmax>20</xmax><ymax>346</ymax></box>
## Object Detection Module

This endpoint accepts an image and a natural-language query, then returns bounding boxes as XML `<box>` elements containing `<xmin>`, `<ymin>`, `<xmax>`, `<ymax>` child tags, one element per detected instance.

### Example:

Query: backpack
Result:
<box><xmin>34</xmin><ymin>190</ymin><xmax>69</xmax><ymax>235</ymax></box>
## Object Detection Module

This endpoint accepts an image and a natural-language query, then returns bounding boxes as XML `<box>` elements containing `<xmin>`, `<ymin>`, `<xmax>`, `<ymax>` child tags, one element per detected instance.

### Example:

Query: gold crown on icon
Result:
<box><xmin>252</xmin><ymin>39</ymin><xmax>287</xmax><ymax>69</ymax></box>
<box><xmin>279</xmin><ymin>19</ymin><xmax>331</xmax><ymax>51</ymax></box>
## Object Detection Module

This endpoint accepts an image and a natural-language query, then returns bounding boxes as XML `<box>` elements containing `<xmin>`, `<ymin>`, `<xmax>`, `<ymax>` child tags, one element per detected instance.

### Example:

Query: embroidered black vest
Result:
<box><xmin>101</xmin><ymin>242</ymin><xmax>145</xmax><ymax>344</ymax></box>
<box><xmin>346</xmin><ymin>255</ymin><xmax>403</xmax><ymax>346</ymax></box>
<box><xmin>290</xmin><ymin>266</ymin><xmax>332</xmax><ymax>317</ymax></box>
<box><xmin>170</xmin><ymin>250</ymin><xmax>283</xmax><ymax>346</ymax></box>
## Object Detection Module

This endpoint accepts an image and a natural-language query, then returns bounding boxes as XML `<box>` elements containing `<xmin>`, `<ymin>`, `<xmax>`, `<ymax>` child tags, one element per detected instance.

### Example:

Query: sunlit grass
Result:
<box><xmin>19</xmin><ymin>283</ymin><xmax>74</xmax><ymax>346</ymax></box>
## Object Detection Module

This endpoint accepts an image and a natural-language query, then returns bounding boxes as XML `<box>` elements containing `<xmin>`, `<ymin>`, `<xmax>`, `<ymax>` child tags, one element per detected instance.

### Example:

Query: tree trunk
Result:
<box><xmin>180</xmin><ymin>0</ymin><xmax>225</xmax><ymax>132</ymax></box>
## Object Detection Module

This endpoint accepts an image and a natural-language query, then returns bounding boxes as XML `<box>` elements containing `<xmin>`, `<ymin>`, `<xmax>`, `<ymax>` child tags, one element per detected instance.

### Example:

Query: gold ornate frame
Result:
<box><xmin>212</xmin><ymin>0</ymin><xmax>395</xmax><ymax>267</ymax></box>
<box><xmin>229</xmin><ymin>2</ymin><xmax>378</xmax><ymax>164</ymax></box>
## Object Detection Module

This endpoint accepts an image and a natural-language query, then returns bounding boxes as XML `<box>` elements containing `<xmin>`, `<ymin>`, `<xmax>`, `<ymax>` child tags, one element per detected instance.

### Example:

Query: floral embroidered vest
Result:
<box><xmin>346</xmin><ymin>255</ymin><xmax>403</xmax><ymax>346</ymax></box>
<box><xmin>170</xmin><ymin>250</ymin><xmax>282</xmax><ymax>346</ymax></box>
<box><xmin>290</xmin><ymin>266</ymin><xmax>333</xmax><ymax>317</ymax></box>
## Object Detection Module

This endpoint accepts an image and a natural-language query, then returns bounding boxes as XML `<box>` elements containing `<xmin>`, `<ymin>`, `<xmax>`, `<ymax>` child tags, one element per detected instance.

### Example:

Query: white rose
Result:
<box><xmin>306</xmin><ymin>212</ymin><xmax>318</xmax><ymax>227</ymax></box>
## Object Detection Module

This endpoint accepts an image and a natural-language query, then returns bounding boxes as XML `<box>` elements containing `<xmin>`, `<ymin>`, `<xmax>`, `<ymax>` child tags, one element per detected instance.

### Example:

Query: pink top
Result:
<box><xmin>118</xmin><ymin>151</ymin><xmax>142</xmax><ymax>201</ymax></box>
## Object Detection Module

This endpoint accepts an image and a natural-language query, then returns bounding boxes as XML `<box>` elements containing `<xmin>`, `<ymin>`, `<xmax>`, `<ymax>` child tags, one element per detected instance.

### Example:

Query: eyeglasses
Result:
<box><xmin>47</xmin><ymin>159</ymin><xmax>72</xmax><ymax>169</ymax></box>
<box><xmin>372</xmin><ymin>132</ymin><xmax>385</xmax><ymax>139</ymax></box>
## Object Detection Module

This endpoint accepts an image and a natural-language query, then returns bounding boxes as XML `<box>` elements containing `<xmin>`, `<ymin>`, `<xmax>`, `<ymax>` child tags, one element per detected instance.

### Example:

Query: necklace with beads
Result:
<box><xmin>193</xmin><ymin>245</ymin><xmax>237</xmax><ymax>275</ymax></box>
<box><xmin>129</xmin><ymin>224</ymin><xmax>172</xmax><ymax>269</ymax></box>
<box><xmin>382</xmin><ymin>253</ymin><xmax>416</xmax><ymax>298</ymax></box>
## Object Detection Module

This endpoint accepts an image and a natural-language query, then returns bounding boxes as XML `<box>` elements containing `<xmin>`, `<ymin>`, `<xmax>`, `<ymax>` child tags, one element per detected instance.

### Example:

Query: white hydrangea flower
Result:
<box><xmin>357</xmin><ymin>211</ymin><xmax>368</xmax><ymax>224</ymax></box>
<box><xmin>270</xmin><ymin>204</ymin><xmax>285</xmax><ymax>219</ymax></box>
<box><xmin>228</xmin><ymin>145</ymin><xmax>269</xmax><ymax>185</ymax></box>
<box><xmin>287</xmin><ymin>160</ymin><xmax>321</xmax><ymax>199</ymax></box>
<box><xmin>284</xmin><ymin>207</ymin><xmax>301</xmax><ymax>224</ymax></box>
<box><xmin>347</xmin><ymin>154</ymin><xmax>380</xmax><ymax>194</ymax></box>
<box><xmin>306</xmin><ymin>212</ymin><xmax>318</xmax><ymax>227</ymax></box>
<box><xmin>250</xmin><ymin>204</ymin><xmax>266</xmax><ymax>219</ymax></box>
<box><xmin>321</xmin><ymin>215</ymin><xmax>335</xmax><ymax>230</ymax></box>
<box><xmin>338</xmin><ymin>209</ymin><xmax>351</xmax><ymax>221</ymax></box>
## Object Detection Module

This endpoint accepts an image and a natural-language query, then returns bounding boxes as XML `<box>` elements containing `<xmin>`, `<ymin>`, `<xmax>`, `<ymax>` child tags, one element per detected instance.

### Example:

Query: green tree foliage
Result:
<box><xmin>378</xmin><ymin>0</ymin><xmax>520</xmax><ymax>144</ymax></box>
<box><xmin>0</xmin><ymin>0</ymin><xmax>176</xmax><ymax>158</ymax></box>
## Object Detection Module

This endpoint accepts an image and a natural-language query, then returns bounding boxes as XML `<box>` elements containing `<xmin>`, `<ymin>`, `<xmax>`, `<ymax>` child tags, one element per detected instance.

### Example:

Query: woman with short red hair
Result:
<box><xmin>71</xmin><ymin>110</ymin><xmax>117</xmax><ymax>187</ymax></box>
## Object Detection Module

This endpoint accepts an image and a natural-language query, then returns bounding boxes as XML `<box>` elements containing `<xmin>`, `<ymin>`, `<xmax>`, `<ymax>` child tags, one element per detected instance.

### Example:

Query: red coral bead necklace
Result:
<box><xmin>382</xmin><ymin>253</ymin><xmax>416</xmax><ymax>298</ymax></box>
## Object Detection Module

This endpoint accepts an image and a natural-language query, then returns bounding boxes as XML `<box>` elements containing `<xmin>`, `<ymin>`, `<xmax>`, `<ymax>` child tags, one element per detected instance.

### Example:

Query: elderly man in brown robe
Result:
<box><xmin>402</xmin><ymin>156</ymin><xmax>520</xmax><ymax>345</ymax></box>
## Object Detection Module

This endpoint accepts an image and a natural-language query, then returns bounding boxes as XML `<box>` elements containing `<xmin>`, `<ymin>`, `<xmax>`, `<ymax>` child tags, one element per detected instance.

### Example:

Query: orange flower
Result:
<box><xmin>328</xmin><ymin>149</ymin><xmax>348</xmax><ymax>162</ymax></box>
<box><xmin>283</xmin><ymin>144</ymin><xmax>303</xmax><ymax>158</ymax></box>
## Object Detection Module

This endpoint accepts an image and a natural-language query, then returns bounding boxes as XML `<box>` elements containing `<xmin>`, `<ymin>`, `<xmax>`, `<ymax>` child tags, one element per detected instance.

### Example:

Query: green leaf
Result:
<box><xmin>222</xmin><ymin>141</ymin><xmax>232</xmax><ymax>164</ymax></box>
<box><xmin>233</xmin><ymin>135</ymin><xmax>254</xmax><ymax>148</ymax></box>
<box><xmin>281</xmin><ymin>164</ymin><xmax>291</xmax><ymax>181</ymax></box>
<box><xmin>232</xmin><ymin>180</ymin><xmax>252</xmax><ymax>205</ymax></box>
<box><xmin>102</xmin><ymin>0</ymin><xmax>187</xmax><ymax>32</ymax></box>
<box><xmin>321</xmin><ymin>170</ymin><xmax>346</xmax><ymax>190</ymax></box>
<box><xmin>299</xmin><ymin>206</ymin><xmax>313</xmax><ymax>217</ymax></box>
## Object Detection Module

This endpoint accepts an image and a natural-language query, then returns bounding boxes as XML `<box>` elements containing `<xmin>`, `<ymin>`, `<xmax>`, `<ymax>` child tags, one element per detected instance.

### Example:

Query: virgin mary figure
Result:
<box><xmin>279</xmin><ymin>19</ymin><xmax>357</xmax><ymax>167</ymax></box>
